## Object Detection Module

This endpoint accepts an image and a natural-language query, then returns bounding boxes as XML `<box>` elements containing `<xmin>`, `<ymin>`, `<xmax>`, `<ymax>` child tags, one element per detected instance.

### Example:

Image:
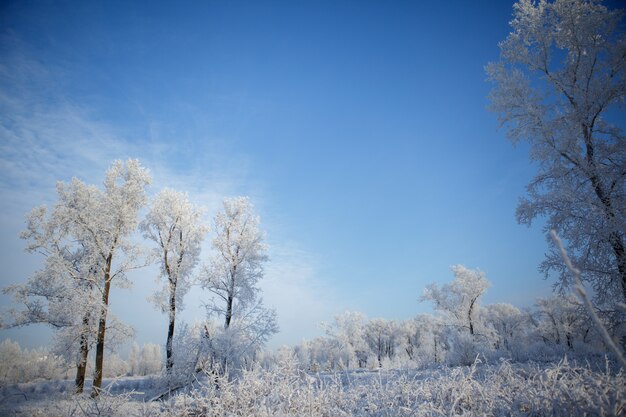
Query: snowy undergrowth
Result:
<box><xmin>1</xmin><ymin>358</ymin><xmax>624</xmax><ymax>417</ymax></box>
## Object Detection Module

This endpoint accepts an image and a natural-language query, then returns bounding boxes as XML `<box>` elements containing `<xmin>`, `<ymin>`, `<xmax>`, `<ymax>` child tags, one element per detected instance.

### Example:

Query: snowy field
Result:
<box><xmin>1</xmin><ymin>358</ymin><xmax>623</xmax><ymax>417</ymax></box>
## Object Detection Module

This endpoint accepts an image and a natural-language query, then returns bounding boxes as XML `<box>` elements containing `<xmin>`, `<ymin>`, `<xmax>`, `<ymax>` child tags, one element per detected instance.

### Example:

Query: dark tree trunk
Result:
<box><xmin>225</xmin><ymin>294</ymin><xmax>233</xmax><ymax>329</ymax></box>
<box><xmin>609</xmin><ymin>234</ymin><xmax>626</xmax><ymax>302</ymax></box>
<box><xmin>468</xmin><ymin>297</ymin><xmax>477</xmax><ymax>336</ymax></box>
<box><xmin>74</xmin><ymin>313</ymin><xmax>91</xmax><ymax>393</ymax></box>
<box><xmin>166</xmin><ymin>280</ymin><xmax>176</xmax><ymax>373</ymax></box>
<box><xmin>91</xmin><ymin>254</ymin><xmax>112</xmax><ymax>398</ymax></box>
<box><xmin>584</xmin><ymin>129</ymin><xmax>626</xmax><ymax>302</ymax></box>
<box><xmin>224</xmin><ymin>263</ymin><xmax>237</xmax><ymax>329</ymax></box>
<box><xmin>224</xmin><ymin>265</ymin><xmax>237</xmax><ymax>329</ymax></box>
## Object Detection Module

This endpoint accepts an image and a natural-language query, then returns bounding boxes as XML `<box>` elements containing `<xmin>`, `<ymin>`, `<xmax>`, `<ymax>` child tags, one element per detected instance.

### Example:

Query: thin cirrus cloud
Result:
<box><xmin>0</xmin><ymin>35</ymin><xmax>337</xmax><ymax>350</ymax></box>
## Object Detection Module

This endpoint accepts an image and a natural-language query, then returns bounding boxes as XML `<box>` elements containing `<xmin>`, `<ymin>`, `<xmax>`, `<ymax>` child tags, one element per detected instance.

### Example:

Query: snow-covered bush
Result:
<box><xmin>0</xmin><ymin>339</ymin><xmax>68</xmax><ymax>383</ymax></box>
<box><xmin>155</xmin><ymin>357</ymin><xmax>624</xmax><ymax>417</ymax></box>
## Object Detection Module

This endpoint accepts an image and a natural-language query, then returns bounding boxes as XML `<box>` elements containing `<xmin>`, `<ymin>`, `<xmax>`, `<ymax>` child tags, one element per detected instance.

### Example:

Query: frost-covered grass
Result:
<box><xmin>1</xmin><ymin>358</ymin><xmax>623</xmax><ymax>416</ymax></box>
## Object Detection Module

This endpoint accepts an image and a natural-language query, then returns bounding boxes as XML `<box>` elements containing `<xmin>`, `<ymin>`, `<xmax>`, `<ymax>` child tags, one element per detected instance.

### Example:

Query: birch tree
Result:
<box><xmin>141</xmin><ymin>188</ymin><xmax>209</xmax><ymax>372</ymax></box>
<box><xmin>487</xmin><ymin>0</ymin><xmax>626</xmax><ymax>306</ymax></box>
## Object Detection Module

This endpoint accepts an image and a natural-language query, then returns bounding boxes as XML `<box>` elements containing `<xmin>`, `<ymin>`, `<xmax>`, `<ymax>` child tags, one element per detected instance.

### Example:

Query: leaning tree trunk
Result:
<box><xmin>91</xmin><ymin>254</ymin><xmax>113</xmax><ymax>398</ymax></box>
<box><xmin>468</xmin><ymin>297</ymin><xmax>477</xmax><ymax>336</ymax></box>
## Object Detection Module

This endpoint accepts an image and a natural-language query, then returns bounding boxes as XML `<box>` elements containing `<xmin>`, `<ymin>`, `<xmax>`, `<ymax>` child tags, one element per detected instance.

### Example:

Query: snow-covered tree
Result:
<box><xmin>413</xmin><ymin>314</ymin><xmax>447</xmax><ymax>364</ymax></box>
<box><xmin>4</xmin><ymin>207</ymin><xmax>100</xmax><ymax>392</ymax></box>
<box><xmin>0</xmin><ymin>339</ymin><xmax>67</xmax><ymax>383</ymax></box>
<box><xmin>363</xmin><ymin>319</ymin><xmax>399</xmax><ymax>368</ymax></box>
<box><xmin>60</xmin><ymin>159</ymin><xmax>150</xmax><ymax>396</ymax></box>
<box><xmin>421</xmin><ymin>265</ymin><xmax>490</xmax><ymax>337</ymax></box>
<box><xmin>3</xmin><ymin>160</ymin><xmax>149</xmax><ymax>394</ymax></box>
<box><xmin>200</xmin><ymin>197</ymin><xmax>278</xmax><ymax>371</ymax></box>
<box><xmin>300</xmin><ymin>336</ymin><xmax>347</xmax><ymax>371</ymax></box>
<box><xmin>324</xmin><ymin>311</ymin><xmax>368</xmax><ymax>368</ymax></box>
<box><xmin>104</xmin><ymin>353</ymin><xmax>129</xmax><ymax>378</ymax></box>
<box><xmin>535</xmin><ymin>295</ymin><xmax>587</xmax><ymax>350</ymax></box>
<box><xmin>138</xmin><ymin>343</ymin><xmax>163</xmax><ymax>375</ymax></box>
<box><xmin>484</xmin><ymin>303</ymin><xmax>527</xmax><ymax>352</ymax></box>
<box><xmin>487</xmin><ymin>0</ymin><xmax>626</xmax><ymax>306</ymax></box>
<box><xmin>128</xmin><ymin>342</ymin><xmax>141</xmax><ymax>376</ymax></box>
<box><xmin>141</xmin><ymin>188</ymin><xmax>209</xmax><ymax>372</ymax></box>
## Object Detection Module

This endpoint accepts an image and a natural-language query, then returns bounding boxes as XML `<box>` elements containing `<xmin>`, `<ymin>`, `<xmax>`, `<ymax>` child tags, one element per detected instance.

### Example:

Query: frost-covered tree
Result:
<box><xmin>128</xmin><ymin>342</ymin><xmax>141</xmax><ymax>376</ymax></box>
<box><xmin>399</xmin><ymin>317</ymin><xmax>428</xmax><ymax>363</ymax></box>
<box><xmin>141</xmin><ymin>188</ymin><xmax>209</xmax><ymax>372</ymax></box>
<box><xmin>484</xmin><ymin>303</ymin><xmax>527</xmax><ymax>352</ymax></box>
<box><xmin>535</xmin><ymin>295</ymin><xmax>587</xmax><ymax>349</ymax></box>
<box><xmin>487</xmin><ymin>0</ymin><xmax>626</xmax><ymax>306</ymax></box>
<box><xmin>49</xmin><ymin>159</ymin><xmax>150</xmax><ymax>395</ymax></box>
<box><xmin>4</xmin><ymin>208</ymin><xmax>100</xmax><ymax>392</ymax></box>
<box><xmin>64</xmin><ymin>159</ymin><xmax>150</xmax><ymax>396</ymax></box>
<box><xmin>200</xmin><ymin>197</ymin><xmax>278</xmax><ymax>371</ymax></box>
<box><xmin>0</xmin><ymin>339</ymin><xmax>67</xmax><ymax>383</ymax></box>
<box><xmin>324</xmin><ymin>311</ymin><xmax>368</xmax><ymax>368</ymax></box>
<box><xmin>421</xmin><ymin>265</ymin><xmax>490</xmax><ymax>337</ymax></box>
<box><xmin>363</xmin><ymin>319</ymin><xmax>399</xmax><ymax>367</ymax></box>
<box><xmin>138</xmin><ymin>343</ymin><xmax>163</xmax><ymax>376</ymax></box>
<box><xmin>3</xmin><ymin>160</ymin><xmax>149</xmax><ymax>394</ymax></box>
<box><xmin>301</xmin><ymin>336</ymin><xmax>347</xmax><ymax>371</ymax></box>
<box><xmin>413</xmin><ymin>314</ymin><xmax>447</xmax><ymax>364</ymax></box>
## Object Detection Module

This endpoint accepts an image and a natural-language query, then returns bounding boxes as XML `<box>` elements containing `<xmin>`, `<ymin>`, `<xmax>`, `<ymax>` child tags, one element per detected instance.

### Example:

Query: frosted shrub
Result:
<box><xmin>3</xmin><ymin>357</ymin><xmax>623</xmax><ymax>416</ymax></box>
<box><xmin>0</xmin><ymin>339</ymin><xmax>67</xmax><ymax>383</ymax></box>
<box><xmin>157</xmin><ymin>357</ymin><xmax>624</xmax><ymax>417</ymax></box>
<box><xmin>446</xmin><ymin>332</ymin><xmax>479</xmax><ymax>366</ymax></box>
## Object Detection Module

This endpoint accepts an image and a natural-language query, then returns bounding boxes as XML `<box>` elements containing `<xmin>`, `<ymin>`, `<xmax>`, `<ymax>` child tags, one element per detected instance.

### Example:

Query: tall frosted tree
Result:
<box><xmin>141</xmin><ymin>188</ymin><xmax>209</xmax><ymax>373</ymax></box>
<box><xmin>200</xmin><ymin>197</ymin><xmax>277</xmax><ymax>369</ymax></box>
<box><xmin>55</xmin><ymin>159</ymin><xmax>151</xmax><ymax>396</ymax></box>
<box><xmin>203</xmin><ymin>197</ymin><xmax>269</xmax><ymax>329</ymax></box>
<box><xmin>4</xmin><ymin>207</ymin><xmax>101</xmax><ymax>393</ymax></box>
<box><xmin>3</xmin><ymin>159</ymin><xmax>150</xmax><ymax>394</ymax></box>
<box><xmin>487</xmin><ymin>0</ymin><xmax>626</xmax><ymax>306</ymax></box>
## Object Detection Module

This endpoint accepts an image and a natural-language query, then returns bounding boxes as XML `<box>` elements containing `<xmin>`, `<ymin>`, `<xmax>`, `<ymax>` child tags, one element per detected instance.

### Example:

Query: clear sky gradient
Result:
<box><xmin>0</xmin><ymin>0</ymin><xmax>556</xmax><ymax>349</ymax></box>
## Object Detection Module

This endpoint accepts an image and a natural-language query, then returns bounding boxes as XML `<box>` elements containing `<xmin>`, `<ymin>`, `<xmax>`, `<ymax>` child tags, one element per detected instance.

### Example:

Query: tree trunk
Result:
<box><xmin>584</xmin><ymin>129</ymin><xmax>626</xmax><ymax>302</ymax></box>
<box><xmin>609</xmin><ymin>233</ymin><xmax>626</xmax><ymax>302</ymax></box>
<box><xmin>91</xmin><ymin>254</ymin><xmax>112</xmax><ymax>398</ymax></box>
<box><xmin>224</xmin><ymin>265</ymin><xmax>237</xmax><ymax>329</ymax></box>
<box><xmin>225</xmin><ymin>294</ymin><xmax>233</xmax><ymax>329</ymax></box>
<box><xmin>74</xmin><ymin>313</ymin><xmax>91</xmax><ymax>393</ymax></box>
<box><xmin>468</xmin><ymin>297</ymin><xmax>477</xmax><ymax>336</ymax></box>
<box><xmin>166</xmin><ymin>280</ymin><xmax>176</xmax><ymax>373</ymax></box>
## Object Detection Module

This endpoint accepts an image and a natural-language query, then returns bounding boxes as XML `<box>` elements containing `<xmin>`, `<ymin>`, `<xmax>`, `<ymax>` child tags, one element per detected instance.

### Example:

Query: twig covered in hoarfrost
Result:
<box><xmin>550</xmin><ymin>230</ymin><xmax>626</xmax><ymax>369</ymax></box>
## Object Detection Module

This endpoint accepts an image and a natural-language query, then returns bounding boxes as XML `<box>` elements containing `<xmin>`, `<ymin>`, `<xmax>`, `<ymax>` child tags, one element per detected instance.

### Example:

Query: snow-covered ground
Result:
<box><xmin>1</xmin><ymin>358</ymin><xmax>623</xmax><ymax>416</ymax></box>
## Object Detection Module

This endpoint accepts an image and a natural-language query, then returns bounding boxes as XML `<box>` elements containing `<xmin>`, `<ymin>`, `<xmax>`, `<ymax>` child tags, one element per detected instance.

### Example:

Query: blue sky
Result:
<box><xmin>0</xmin><ymin>0</ymin><xmax>554</xmax><ymax>349</ymax></box>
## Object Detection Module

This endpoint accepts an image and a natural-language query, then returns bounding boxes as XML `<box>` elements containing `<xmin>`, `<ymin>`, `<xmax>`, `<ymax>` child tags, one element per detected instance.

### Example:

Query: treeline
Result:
<box><xmin>0</xmin><ymin>340</ymin><xmax>162</xmax><ymax>383</ymax></box>
<box><xmin>268</xmin><ymin>266</ymin><xmax>618</xmax><ymax>372</ymax></box>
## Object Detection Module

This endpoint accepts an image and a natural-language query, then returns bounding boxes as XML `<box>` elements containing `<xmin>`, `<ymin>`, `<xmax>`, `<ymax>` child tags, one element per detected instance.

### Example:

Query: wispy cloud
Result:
<box><xmin>261</xmin><ymin>242</ymin><xmax>340</xmax><ymax>347</ymax></box>
<box><xmin>0</xmin><ymin>33</ymin><xmax>336</xmax><ymax>348</ymax></box>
